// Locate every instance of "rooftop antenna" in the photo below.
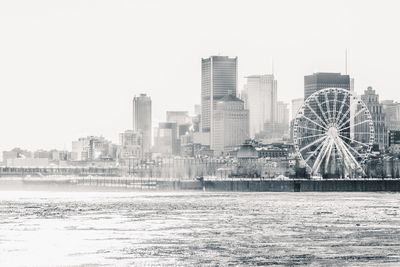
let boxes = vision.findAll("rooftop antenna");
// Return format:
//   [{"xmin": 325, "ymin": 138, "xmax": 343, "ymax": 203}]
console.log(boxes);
[{"xmin": 345, "ymin": 49, "xmax": 348, "ymax": 75}]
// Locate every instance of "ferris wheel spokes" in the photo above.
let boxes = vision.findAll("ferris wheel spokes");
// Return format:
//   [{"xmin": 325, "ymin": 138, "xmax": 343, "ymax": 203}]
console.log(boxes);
[
  {"xmin": 338, "ymin": 119, "xmax": 371, "ymax": 132},
  {"xmin": 335, "ymin": 99, "xmax": 358, "ymax": 127},
  {"xmin": 314, "ymin": 95, "xmax": 331, "ymax": 125},
  {"xmin": 311, "ymin": 138, "xmax": 331, "ymax": 173},
  {"xmin": 299, "ymin": 135, "xmax": 328, "ymax": 152},
  {"xmin": 338, "ymin": 133, "xmax": 372, "ymax": 147},
  {"xmin": 293, "ymin": 88, "xmax": 374, "ymax": 178},
  {"xmin": 304, "ymin": 139, "xmax": 327, "ymax": 163},
  {"xmin": 324, "ymin": 91, "xmax": 334, "ymax": 123},
  {"xmin": 301, "ymin": 114, "xmax": 329, "ymax": 131},
  {"xmin": 304, "ymin": 103, "xmax": 329, "ymax": 128},
  {"xmin": 296, "ymin": 125, "xmax": 327, "ymax": 133},
  {"xmin": 295, "ymin": 133, "xmax": 327, "ymax": 141}
]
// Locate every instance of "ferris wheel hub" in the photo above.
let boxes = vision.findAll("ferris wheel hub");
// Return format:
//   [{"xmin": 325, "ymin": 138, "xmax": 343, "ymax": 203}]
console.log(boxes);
[{"xmin": 327, "ymin": 127, "xmax": 338, "ymax": 139}]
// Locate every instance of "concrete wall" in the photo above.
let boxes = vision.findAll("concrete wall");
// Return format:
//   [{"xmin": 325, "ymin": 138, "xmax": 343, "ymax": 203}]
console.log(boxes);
[{"xmin": 204, "ymin": 180, "xmax": 400, "ymax": 192}]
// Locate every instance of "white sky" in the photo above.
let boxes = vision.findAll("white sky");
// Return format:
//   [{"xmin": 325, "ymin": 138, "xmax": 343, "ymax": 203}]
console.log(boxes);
[{"xmin": 0, "ymin": 0, "xmax": 399, "ymax": 153}]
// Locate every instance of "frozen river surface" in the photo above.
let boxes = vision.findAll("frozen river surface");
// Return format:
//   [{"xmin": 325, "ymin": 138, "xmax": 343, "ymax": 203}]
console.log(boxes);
[{"xmin": 1, "ymin": 191, "xmax": 400, "ymax": 266}]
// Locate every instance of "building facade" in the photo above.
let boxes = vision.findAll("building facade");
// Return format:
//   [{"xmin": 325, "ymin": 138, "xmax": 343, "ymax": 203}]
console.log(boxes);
[
  {"xmin": 154, "ymin": 122, "xmax": 179, "ymax": 155},
  {"xmin": 382, "ymin": 100, "xmax": 400, "ymax": 131},
  {"xmin": 133, "ymin": 94, "xmax": 152, "ymax": 154},
  {"xmin": 201, "ymin": 56, "xmax": 237, "ymax": 144},
  {"xmin": 118, "ymin": 130, "xmax": 143, "ymax": 160},
  {"xmin": 212, "ymin": 95, "xmax": 249, "ymax": 154},
  {"xmin": 242, "ymin": 74, "xmax": 277, "ymax": 137},
  {"xmin": 291, "ymin": 97, "xmax": 304, "ymax": 120},
  {"xmin": 360, "ymin": 87, "xmax": 387, "ymax": 150},
  {"xmin": 304, "ymin": 72, "xmax": 351, "ymax": 141},
  {"xmin": 71, "ymin": 136, "xmax": 115, "ymax": 161},
  {"xmin": 304, "ymin": 72, "xmax": 350, "ymax": 100}
]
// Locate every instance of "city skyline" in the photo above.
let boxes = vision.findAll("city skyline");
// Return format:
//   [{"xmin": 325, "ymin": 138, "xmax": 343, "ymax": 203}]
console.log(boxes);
[{"xmin": 1, "ymin": 0, "xmax": 400, "ymax": 154}]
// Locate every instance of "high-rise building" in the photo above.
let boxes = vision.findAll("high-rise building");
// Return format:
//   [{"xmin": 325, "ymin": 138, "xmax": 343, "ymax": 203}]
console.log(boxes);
[
  {"xmin": 263, "ymin": 102, "xmax": 289, "ymax": 140},
  {"xmin": 212, "ymin": 95, "xmax": 249, "ymax": 154},
  {"xmin": 304, "ymin": 72, "xmax": 350, "ymax": 100},
  {"xmin": 291, "ymin": 97, "xmax": 304, "ymax": 120},
  {"xmin": 153, "ymin": 122, "xmax": 179, "ymax": 155},
  {"xmin": 201, "ymin": 56, "xmax": 237, "ymax": 141},
  {"xmin": 276, "ymin": 101, "xmax": 289, "ymax": 129},
  {"xmin": 360, "ymin": 87, "xmax": 387, "ymax": 150},
  {"xmin": 133, "ymin": 94, "xmax": 152, "ymax": 154},
  {"xmin": 242, "ymin": 74, "xmax": 277, "ymax": 137},
  {"xmin": 304, "ymin": 72, "xmax": 351, "ymax": 140},
  {"xmin": 166, "ymin": 111, "xmax": 191, "ymax": 142},
  {"xmin": 382, "ymin": 100, "xmax": 400, "ymax": 131},
  {"xmin": 166, "ymin": 111, "xmax": 191, "ymax": 125}
]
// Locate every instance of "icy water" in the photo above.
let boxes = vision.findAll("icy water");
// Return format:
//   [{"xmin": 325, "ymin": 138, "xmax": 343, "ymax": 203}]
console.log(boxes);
[{"xmin": 0, "ymin": 191, "xmax": 400, "ymax": 266}]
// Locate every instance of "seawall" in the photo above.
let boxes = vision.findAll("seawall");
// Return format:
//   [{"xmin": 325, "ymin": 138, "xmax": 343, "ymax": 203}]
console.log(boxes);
[
  {"xmin": 2, "ymin": 178, "xmax": 400, "ymax": 192},
  {"xmin": 203, "ymin": 180, "xmax": 400, "ymax": 192}
]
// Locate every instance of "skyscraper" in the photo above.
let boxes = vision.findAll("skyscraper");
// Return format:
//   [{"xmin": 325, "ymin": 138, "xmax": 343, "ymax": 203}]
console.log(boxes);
[
  {"xmin": 304, "ymin": 72, "xmax": 351, "ymax": 138},
  {"xmin": 382, "ymin": 100, "xmax": 400, "ymax": 130},
  {"xmin": 291, "ymin": 97, "xmax": 304, "ymax": 120},
  {"xmin": 242, "ymin": 74, "xmax": 277, "ymax": 137},
  {"xmin": 276, "ymin": 101, "xmax": 289, "ymax": 129},
  {"xmin": 133, "ymin": 94, "xmax": 152, "ymax": 154},
  {"xmin": 212, "ymin": 95, "xmax": 249, "ymax": 154},
  {"xmin": 360, "ymin": 87, "xmax": 387, "ymax": 150},
  {"xmin": 153, "ymin": 122, "xmax": 179, "ymax": 155},
  {"xmin": 304, "ymin": 72, "xmax": 350, "ymax": 100},
  {"xmin": 201, "ymin": 56, "xmax": 237, "ymax": 140}
]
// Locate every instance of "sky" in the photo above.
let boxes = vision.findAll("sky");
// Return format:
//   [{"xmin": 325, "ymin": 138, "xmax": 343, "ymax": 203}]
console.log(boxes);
[{"xmin": 0, "ymin": 0, "xmax": 399, "ymax": 154}]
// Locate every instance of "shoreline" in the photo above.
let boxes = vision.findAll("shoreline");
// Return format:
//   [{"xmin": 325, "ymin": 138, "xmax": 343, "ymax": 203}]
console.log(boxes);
[{"xmin": 1, "ymin": 177, "xmax": 400, "ymax": 192}]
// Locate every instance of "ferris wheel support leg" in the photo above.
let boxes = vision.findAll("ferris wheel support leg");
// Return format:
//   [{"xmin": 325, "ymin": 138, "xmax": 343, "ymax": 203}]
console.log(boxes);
[
  {"xmin": 332, "ymin": 140, "xmax": 351, "ymax": 177},
  {"xmin": 311, "ymin": 139, "xmax": 331, "ymax": 177},
  {"xmin": 324, "ymin": 139, "xmax": 335, "ymax": 174}
]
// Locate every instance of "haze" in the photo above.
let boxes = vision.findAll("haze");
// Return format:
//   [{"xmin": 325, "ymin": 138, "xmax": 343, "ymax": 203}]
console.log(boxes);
[{"xmin": 0, "ymin": 0, "xmax": 399, "ymax": 155}]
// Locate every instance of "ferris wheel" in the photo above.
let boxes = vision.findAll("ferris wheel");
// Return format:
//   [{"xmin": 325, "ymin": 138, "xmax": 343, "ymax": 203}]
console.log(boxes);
[{"xmin": 293, "ymin": 88, "xmax": 374, "ymax": 178}]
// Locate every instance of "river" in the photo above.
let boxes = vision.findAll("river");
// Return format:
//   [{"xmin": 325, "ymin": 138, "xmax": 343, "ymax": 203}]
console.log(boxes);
[{"xmin": 0, "ymin": 191, "xmax": 400, "ymax": 266}]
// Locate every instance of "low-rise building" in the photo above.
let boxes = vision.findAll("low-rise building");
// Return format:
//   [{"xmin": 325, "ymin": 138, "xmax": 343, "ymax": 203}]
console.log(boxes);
[
  {"xmin": 71, "ymin": 136, "xmax": 116, "ymax": 161},
  {"xmin": 118, "ymin": 130, "xmax": 143, "ymax": 161}
]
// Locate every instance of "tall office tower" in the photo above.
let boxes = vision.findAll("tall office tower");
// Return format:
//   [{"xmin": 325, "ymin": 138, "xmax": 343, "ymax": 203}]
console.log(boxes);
[
  {"xmin": 382, "ymin": 100, "xmax": 400, "ymax": 130},
  {"xmin": 212, "ymin": 95, "xmax": 249, "ymax": 154},
  {"xmin": 304, "ymin": 72, "xmax": 350, "ymax": 100},
  {"xmin": 289, "ymin": 98, "xmax": 304, "ymax": 142},
  {"xmin": 166, "ymin": 111, "xmax": 191, "ymax": 125},
  {"xmin": 291, "ymin": 97, "xmax": 304, "ymax": 120},
  {"xmin": 359, "ymin": 87, "xmax": 387, "ymax": 150},
  {"xmin": 304, "ymin": 72, "xmax": 351, "ymax": 138},
  {"xmin": 166, "ymin": 111, "xmax": 191, "ymax": 139},
  {"xmin": 133, "ymin": 94, "xmax": 152, "ymax": 154},
  {"xmin": 201, "ymin": 56, "xmax": 237, "ymax": 144},
  {"xmin": 153, "ymin": 122, "xmax": 179, "ymax": 155},
  {"xmin": 242, "ymin": 74, "xmax": 277, "ymax": 137},
  {"xmin": 264, "ymin": 101, "xmax": 289, "ymax": 139},
  {"xmin": 276, "ymin": 101, "xmax": 289, "ymax": 127}
]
